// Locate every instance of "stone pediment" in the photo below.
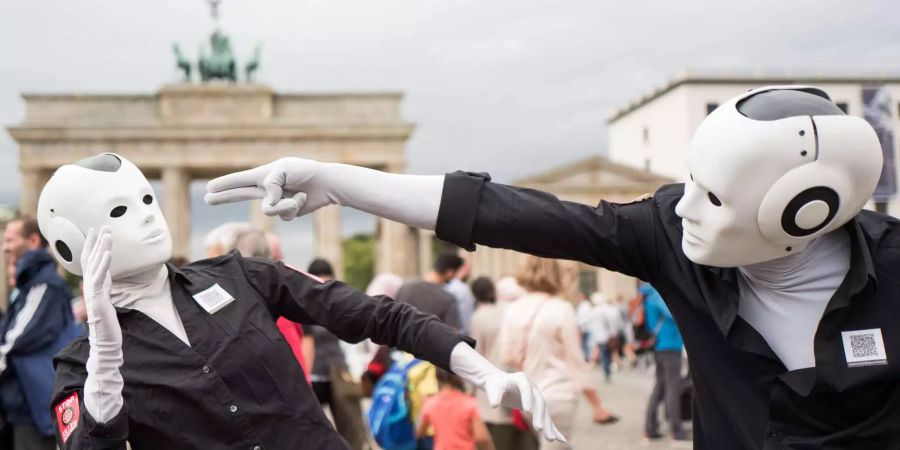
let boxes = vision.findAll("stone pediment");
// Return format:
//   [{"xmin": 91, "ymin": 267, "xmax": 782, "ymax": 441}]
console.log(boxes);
[{"xmin": 515, "ymin": 155, "xmax": 672, "ymax": 199}]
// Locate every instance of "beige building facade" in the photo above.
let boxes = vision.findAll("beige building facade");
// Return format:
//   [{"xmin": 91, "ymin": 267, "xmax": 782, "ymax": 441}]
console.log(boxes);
[
  {"xmin": 462, "ymin": 155, "xmax": 670, "ymax": 302},
  {"xmin": 6, "ymin": 83, "xmax": 423, "ymax": 280},
  {"xmin": 607, "ymin": 72, "xmax": 900, "ymax": 215}
]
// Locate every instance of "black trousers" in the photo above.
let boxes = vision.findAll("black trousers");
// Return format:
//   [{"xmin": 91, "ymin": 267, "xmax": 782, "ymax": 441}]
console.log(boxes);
[
  {"xmin": 11, "ymin": 424, "xmax": 56, "ymax": 450},
  {"xmin": 644, "ymin": 350, "xmax": 686, "ymax": 439}
]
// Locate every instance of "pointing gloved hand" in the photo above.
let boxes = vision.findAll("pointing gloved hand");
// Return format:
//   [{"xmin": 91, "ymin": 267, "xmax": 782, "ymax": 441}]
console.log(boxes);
[
  {"xmin": 81, "ymin": 227, "xmax": 125, "ymax": 423},
  {"xmin": 450, "ymin": 343, "xmax": 567, "ymax": 443},
  {"xmin": 204, "ymin": 158, "xmax": 445, "ymax": 230}
]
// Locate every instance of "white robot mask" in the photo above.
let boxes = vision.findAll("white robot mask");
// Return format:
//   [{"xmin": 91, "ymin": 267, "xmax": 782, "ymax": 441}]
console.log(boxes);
[
  {"xmin": 675, "ymin": 86, "xmax": 883, "ymax": 267},
  {"xmin": 37, "ymin": 153, "xmax": 172, "ymax": 278}
]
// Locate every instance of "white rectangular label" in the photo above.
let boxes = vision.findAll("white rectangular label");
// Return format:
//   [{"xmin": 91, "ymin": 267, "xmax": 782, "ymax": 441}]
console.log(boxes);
[
  {"xmin": 841, "ymin": 328, "xmax": 887, "ymax": 367},
  {"xmin": 192, "ymin": 284, "xmax": 235, "ymax": 315}
]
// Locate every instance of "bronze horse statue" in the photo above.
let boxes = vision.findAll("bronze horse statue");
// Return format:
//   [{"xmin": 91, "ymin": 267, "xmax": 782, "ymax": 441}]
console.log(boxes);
[
  {"xmin": 172, "ymin": 44, "xmax": 192, "ymax": 81},
  {"xmin": 198, "ymin": 30, "xmax": 237, "ymax": 82}
]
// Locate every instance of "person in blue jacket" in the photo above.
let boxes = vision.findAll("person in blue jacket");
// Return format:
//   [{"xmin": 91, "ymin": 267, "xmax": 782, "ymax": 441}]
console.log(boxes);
[
  {"xmin": 1, "ymin": 216, "xmax": 80, "ymax": 450},
  {"xmin": 640, "ymin": 283, "xmax": 686, "ymax": 442}
]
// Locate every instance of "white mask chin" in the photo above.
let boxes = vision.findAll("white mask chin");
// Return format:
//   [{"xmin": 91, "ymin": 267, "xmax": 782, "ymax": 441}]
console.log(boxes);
[
  {"xmin": 674, "ymin": 86, "xmax": 883, "ymax": 268},
  {"xmin": 37, "ymin": 153, "xmax": 172, "ymax": 279}
]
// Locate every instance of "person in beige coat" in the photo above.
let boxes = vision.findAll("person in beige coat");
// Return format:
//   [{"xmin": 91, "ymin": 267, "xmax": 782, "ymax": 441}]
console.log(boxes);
[
  {"xmin": 470, "ymin": 276, "xmax": 538, "ymax": 450},
  {"xmin": 496, "ymin": 257, "xmax": 617, "ymax": 450}
]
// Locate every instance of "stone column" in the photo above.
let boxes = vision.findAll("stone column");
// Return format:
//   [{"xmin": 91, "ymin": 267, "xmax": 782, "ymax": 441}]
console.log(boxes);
[
  {"xmin": 417, "ymin": 229, "xmax": 433, "ymax": 277},
  {"xmin": 374, "ymin": 164, "xmax": 418, "ymax": 278},
  {"xmin": 249, "ymin": 200, "xmax": 275, "ymax": 232},
  {"xmin": 314, "ymin": 206, "xmax": 344, "ymax": 280},
  {"xmin": 19, "ymin": 169, "xmax": 51, "ymax": 215},
  {"xmin": 376, "ymin": 218, "xmax": 417, "ymax": 278},
  {"xmin": 162, "ymin": 167, "xmax": 191, "ymax": 259}
]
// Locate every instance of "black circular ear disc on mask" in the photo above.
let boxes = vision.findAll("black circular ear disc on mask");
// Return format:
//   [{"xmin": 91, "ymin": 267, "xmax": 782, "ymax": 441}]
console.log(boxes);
[
  {"xmin": 55, "ymin": 240, "xmax": 73, "ymax": 263},
  {"xmin": 781, "ymin": 186, "xmax": 840, "ymax": 237}
]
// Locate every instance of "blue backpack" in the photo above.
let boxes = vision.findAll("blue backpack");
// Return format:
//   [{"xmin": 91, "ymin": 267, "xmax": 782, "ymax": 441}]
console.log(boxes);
[{"xmin": 367, "ymin": 359, "xmax": 422, "ymax": 450}]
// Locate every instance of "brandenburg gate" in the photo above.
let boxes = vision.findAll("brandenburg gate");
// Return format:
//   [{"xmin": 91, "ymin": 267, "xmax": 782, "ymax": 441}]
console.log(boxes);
[{"xmin": 6, "ymin": 84, "xmax": 422, "ymax": 277}]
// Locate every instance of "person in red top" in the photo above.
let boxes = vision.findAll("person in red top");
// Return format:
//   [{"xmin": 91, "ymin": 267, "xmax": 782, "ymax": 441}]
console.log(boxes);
[{"xmin": 418, "ymin": 368, "xmax": 495, "ymax": 450}]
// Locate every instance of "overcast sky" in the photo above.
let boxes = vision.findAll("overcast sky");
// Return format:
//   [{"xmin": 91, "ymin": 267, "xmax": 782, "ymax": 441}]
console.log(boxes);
[{"xmin": 0, "ymin": 0, "xmax": 896, "ymax": 265}]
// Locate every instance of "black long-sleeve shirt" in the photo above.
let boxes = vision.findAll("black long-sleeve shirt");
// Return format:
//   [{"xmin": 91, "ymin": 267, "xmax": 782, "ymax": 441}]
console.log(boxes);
[
  {"xmin": 436, "ymin": 171, "xmax": 900, "ymax": 450},
  {"xmin": 52, "ymin": 252, "xmax": 472, "ymax": 450}
]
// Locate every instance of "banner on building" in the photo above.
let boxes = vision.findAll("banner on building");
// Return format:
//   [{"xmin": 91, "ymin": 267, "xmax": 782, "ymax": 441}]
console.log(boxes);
[{"xmin": 862, "ymin": 86, "xmax": 897, "ymax": 202}]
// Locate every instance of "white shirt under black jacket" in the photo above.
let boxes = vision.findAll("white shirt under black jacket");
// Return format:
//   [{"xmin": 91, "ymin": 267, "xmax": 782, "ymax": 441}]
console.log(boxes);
[{"xmin": 737, "ymin": 229, "xmax": 850, "ymax": 371}]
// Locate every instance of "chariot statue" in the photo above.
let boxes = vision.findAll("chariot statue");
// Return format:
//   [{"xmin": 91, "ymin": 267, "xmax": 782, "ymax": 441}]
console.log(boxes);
[
  {"xmin": 171, "ymin": 0, "xmax": 261, "ymax": 84},
  {"xmin": 198, "ymin": 30, "xmax": 237, "ymax": 82}
]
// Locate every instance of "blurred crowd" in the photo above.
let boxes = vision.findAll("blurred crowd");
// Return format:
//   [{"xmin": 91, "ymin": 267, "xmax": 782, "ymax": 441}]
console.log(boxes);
[{"xmin": 0, "ymin": 215, "xmax": 689, "ymax": 450}]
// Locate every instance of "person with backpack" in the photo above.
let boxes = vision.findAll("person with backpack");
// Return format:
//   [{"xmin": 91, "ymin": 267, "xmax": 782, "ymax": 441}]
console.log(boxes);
[
  {"xmin": 418, "ymin": 368, "xmax": 494, "ymax": 450},
  {"xmin": 586, "ymin": 292, "xmax": 625, "ymax": 382},
  {"xmin": 367, "ymin": 356, "xmax": 423, "ymax": 450},
  {"xmin": 641, "ymin": 283, "xmax": 688, "ymax": 443}
]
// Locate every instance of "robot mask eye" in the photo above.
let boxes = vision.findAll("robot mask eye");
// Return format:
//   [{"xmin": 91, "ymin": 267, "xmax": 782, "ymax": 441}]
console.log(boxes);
[
  {"xmin": 110, "ymin": 206, "xmax": 127, "ymax": 218},
  {"xmin": 55, "ymin": 241, "xmax": 73, "ymax": 262}
]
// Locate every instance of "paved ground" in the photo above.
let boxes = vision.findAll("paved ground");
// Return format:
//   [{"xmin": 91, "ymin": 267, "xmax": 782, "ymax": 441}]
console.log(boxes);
[{"xmin": 566, "ymin": 366, "xmax": 691, "ymax": 449}]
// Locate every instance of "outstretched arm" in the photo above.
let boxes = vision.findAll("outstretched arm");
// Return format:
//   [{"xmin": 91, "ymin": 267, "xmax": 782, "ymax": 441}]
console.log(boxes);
[
  {"xmin": 205, "ymin": 159, "xmax": 443, "ymax": 228},
  {"xmin": 241, "ymin": 257, "xmax": 565, "ymax": 442},
  {"xmin": 206, "ymin": 159, "xmax": 661, "ymax": 280}
]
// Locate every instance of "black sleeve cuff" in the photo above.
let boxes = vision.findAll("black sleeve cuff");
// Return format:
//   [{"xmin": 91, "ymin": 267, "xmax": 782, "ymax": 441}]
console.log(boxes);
[
  {"xmin": 431, "ymin": 333, "xmax": 477, "ymax": 372},
  {"xmin": 435, "ymin": 171, "xmax": 491, "ymax": 251},
  {"xmin": 82, "ymin": 404, "xmax": 129, "ymax": 447}
]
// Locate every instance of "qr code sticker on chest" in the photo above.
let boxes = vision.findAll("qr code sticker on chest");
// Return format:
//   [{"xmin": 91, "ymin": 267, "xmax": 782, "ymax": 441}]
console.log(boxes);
[
  {"xmin": 850, "ymin": 334, "xmax": 878, "ymax": 358},
  {"xmin": 841, "ymin": 329, "xmax": 887, "ymax": 367},
  {"xmin": 192, "ymin": 284, "xmax": 235, "ymax": 314}
]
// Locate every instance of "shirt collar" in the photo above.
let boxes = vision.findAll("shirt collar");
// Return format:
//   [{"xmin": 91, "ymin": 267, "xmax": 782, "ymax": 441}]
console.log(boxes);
[
  {"xmin": 166, "ymin": 262, "xmax": 193, "ymax": 285},
  {"xmin": 823, "ymin": 217, "xmax": 877, "ymax": 314}
]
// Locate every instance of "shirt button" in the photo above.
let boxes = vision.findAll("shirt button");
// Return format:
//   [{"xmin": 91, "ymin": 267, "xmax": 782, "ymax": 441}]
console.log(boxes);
[
  {"xmin": 229, "ymin": 404, "xmax": 238, "ymax": 413},
  {"xmin": 769, "ymin": 429, "xmax": 781, "ymax": 438},
  {"xmin": 202, "ymin": 365, "xmax": 210, "ymax": 374},
  {"xmin": 252, "ymin": 446, "xmax": 261, "ymax": 450}
]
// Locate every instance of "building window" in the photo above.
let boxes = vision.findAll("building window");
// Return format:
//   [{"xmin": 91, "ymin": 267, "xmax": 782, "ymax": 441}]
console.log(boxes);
[
  {"xmin": 706, "ymin": 103, "xmax": 719, "ymax": 115},
  {"xmin": 642, "ymin": 127, "xmax": 649, "ymax": 144},
  {"xmin": 836, "ymin": 102, "xmax": 848, "ymax": 114}
]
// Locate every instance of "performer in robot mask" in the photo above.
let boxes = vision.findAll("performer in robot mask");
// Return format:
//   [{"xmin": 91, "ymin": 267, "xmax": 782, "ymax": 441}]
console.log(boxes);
[
  {"xmin": 207, "ymin": 86, "xmax": 900, "ymax": 449},
  {"xmin": 40, "ymin": 154, "xmax": 566, "ymax": 449}
]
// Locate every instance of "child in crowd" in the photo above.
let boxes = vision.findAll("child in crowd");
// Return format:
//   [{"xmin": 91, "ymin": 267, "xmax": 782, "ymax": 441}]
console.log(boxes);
[{"xmin": 418, "ymin": 369, "xmax": 495, "ymax": 450}]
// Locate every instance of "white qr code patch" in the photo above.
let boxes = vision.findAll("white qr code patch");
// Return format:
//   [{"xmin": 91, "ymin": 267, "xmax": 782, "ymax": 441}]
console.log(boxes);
[
  {"xmin": 841, "ymin": 328, "xmax": 887, "ymax": 367},
  {"xmin": 192, "ymin": 284, "xmax": 235, "ymax": 314}
]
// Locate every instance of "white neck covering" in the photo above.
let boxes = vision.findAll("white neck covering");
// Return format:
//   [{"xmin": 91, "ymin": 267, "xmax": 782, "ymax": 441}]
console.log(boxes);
[
  {"xmin": 111, "ymin": 265, "xmax": 190, "ymax": 346},
  {"xmin": 737, "ymin": 229, "xmax": 850, "ymax": 370}
]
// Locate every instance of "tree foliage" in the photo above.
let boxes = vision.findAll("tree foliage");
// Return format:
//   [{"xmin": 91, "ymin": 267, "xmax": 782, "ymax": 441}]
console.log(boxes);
[{"xmin": 343, "ymin": 233, "xmax": 375, "ymax": 291}]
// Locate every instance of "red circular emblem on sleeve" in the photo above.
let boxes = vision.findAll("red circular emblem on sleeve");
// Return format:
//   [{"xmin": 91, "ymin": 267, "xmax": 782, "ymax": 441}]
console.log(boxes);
[{"xmin": 62, "ymin": 407, "xmax": 74, "ymax": 425}]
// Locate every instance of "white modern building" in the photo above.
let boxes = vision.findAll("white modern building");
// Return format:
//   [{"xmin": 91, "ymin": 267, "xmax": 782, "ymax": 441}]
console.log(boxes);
[{"xmin": 607, "ymin": 72, "xmax": 900, "ymax": 214}]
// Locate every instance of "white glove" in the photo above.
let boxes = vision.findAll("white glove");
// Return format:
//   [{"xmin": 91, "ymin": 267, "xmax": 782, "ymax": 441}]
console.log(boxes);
[
  {"xmin": 449, "ymin": 343, "xmax": 567, "ymax": 443},
  {"xmin": 81, "ymin": 227, "xmax": 125, "ymax": 423},
  {"xmin": 204, "ymin": 158, "xmax": 444, "ymax": 229}
]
